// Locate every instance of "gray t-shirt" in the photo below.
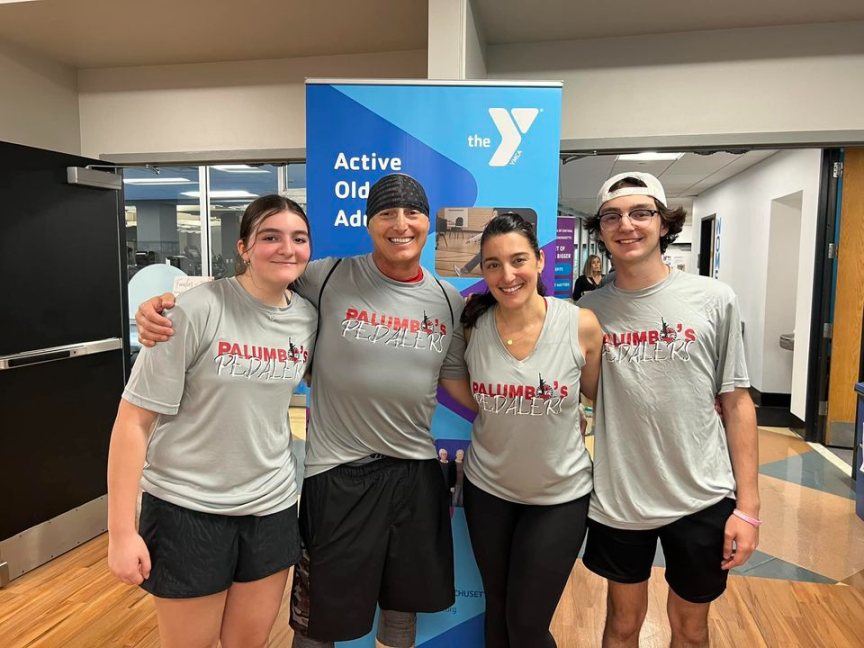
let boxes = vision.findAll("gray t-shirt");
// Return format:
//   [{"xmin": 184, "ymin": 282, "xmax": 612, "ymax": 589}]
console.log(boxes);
[
  {"xmin": 464, "ymin": 297, "xmax": 593, "ymax": 505},
  {"xmin": 578, "ymin": 270, "xmax": 749, "ymax": 529},
  {"xmin": 294, "ymin": 254, "xmax": 467, "ymax": 477},
  {"xmin": 124, "ymin": 277, "xmax": 317, "ymax": 516}
]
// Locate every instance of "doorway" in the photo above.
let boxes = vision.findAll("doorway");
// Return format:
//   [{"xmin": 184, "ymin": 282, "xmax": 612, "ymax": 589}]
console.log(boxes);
[
  {"xmin": 763, "ymin": 192, "xmax": 803, "ymax": 401},
  {"xmin": 698, "ymin": 215, "xmax": 716, "ymax": 277},
  {"xmin": 825, "ymin": 148, "xmax": 864, "ymax": 447}
]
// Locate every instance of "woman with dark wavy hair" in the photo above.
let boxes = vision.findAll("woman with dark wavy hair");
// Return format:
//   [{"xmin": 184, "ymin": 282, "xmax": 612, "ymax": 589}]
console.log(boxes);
[{"xmin": 460, "ymin": 212, "xmax": 603, "ymax": 648}]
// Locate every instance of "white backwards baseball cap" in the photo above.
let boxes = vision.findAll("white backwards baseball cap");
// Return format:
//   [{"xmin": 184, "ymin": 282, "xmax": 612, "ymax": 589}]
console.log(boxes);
[{"xmin": 596, "ymin": 171, "xmax": 667, "ymax": 212}]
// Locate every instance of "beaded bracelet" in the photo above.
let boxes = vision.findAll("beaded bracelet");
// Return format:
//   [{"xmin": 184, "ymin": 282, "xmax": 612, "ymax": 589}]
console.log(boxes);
[{"xmin": 732, "ymin": 509, "xmax": 763, "ymax": 528}]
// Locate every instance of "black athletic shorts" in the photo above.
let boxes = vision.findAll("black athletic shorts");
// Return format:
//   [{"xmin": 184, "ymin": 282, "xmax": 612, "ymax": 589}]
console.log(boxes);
[
  {"xmin": 583, "ymin": 497, "xmax": 736, "ymax": 603},
  {"xmin": 290, "ymin": 457, "xmax": 454, "ymax": 642},
  {"xmin": 139, "ymin": 492, "xmax": 300, "ymax": 599}
]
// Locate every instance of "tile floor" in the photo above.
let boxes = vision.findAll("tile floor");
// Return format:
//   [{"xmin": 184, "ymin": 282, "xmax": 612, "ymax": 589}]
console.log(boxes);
[{"xmin": 291, "ymin": 410, "xmax": 864, "ymax": 589}]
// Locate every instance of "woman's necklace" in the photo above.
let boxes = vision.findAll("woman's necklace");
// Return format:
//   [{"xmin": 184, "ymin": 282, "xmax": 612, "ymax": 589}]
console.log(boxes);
[
  {"xmin": 504, "ymin": 330, "xmax": 520, "ymax": 346},
  {"xmin": 497, "ymin": 311, "xmax": 520, "ymax": 346},
  {"xmin": 497, "ymin": 300, "xmax": 546, "ymax": 346}
]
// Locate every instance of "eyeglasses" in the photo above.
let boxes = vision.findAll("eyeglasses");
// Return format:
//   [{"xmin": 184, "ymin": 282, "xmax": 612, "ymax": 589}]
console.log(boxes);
[{"xmin": 598, "ymin": 209, "xmax": 659, "ymax": 230}]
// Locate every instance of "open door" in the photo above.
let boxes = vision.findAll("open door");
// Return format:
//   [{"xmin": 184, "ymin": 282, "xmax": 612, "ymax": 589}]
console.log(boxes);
[{"xmin": 825, "ymin": 148, "xmax": 864, "ymax": 446}]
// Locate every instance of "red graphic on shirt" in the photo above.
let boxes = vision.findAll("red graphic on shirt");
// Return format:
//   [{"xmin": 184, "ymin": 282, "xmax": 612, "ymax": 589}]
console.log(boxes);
[
  {"xmin": 340, "ymin": 306, "xmax": 448, "ymax": 353},
  {"xmin": 603, "ymin": 317, "xmax": 697, "ymax": 363},
  {"xmin": 472, "ymin": 374, "xmax": 569, "ymax": 416},
  {"xmin": 217, "ymin": 339, "xmax": 309, "ymax": 363},
  {"xmin": 343, "ymin": 308, "xmax": 447, "ymax": 335},
  {"xmin": 537, "ymin": 373, "xmax": 555, "ymax": 401},
  {"xmin": 659, "ymin": 317, "xmax": 677, "ymax": 343},
  {"xmin": 214, "ymin": 338, "xmax": 309, "ymax": 380}
]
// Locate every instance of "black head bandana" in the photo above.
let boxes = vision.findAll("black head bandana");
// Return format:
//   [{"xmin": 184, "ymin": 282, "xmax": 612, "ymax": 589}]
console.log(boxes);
[{"xmin": 366, "ymin": 173, "xmax": 430, "ymax": 221}]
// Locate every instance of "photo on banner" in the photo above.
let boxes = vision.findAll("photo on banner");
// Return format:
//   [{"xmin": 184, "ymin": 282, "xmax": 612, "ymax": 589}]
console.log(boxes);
[
  {"xmin": 306, "ymin": 79, "xmax": 562, "ymax": 647},
  {"xmin": 436, "ymin": 207, "xmax": 537, "ymax": 278}
]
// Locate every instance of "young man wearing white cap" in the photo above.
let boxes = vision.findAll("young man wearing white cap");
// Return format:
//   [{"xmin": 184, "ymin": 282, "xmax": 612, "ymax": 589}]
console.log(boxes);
[{"xmin": 577, "ymin": 172, "xmax": 760, "ymax": 648}]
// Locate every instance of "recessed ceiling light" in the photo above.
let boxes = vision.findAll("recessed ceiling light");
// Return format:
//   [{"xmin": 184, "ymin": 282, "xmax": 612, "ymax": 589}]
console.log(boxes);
[
  {"xmin": 181, "ymin": 190, "xmax": 258, "ymax": 199},
  {"xmin": 123, "ymin": 177, "xmax": 194, "ymax": 185},
  {"xmin": 212, "ymin": 165, "xmax": 269, "ymax": 173},
  {"xmin": 618, "ymin": 152, "xmax": 685, "ymax": 162}
]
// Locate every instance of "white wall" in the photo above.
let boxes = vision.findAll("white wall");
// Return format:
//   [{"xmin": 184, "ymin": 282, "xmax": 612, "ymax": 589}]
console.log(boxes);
[
  {"xmin": 485, "ymin": 22, "xmax": 864, "ymax": 143},
  {"xmin": 78, "ymin": 50, "xmax": 426, "ymax": 159},
  {"xmin": 428, "ymin": 0, "xmax": 464, "ymax": 79},
  {"xmin": 692, "ymin": 149, "xmax": 822, "ymax": 419},
  {"xmin": 76, "ymin": 21, "xmax": 864, "ymax": 158},
  {"xmin": 9, "ymin": 18, "xmax": 864, "ymax": 158},
  {"xmin": 427, "ymin": 0, "xmax": 487, "ymax": 79},
  {"xmin": 0, "ymin": 38, "xmax": 80, "ymax": 155},
  {"xmin": 763, "ymin": 193, "xmax": 802, "ymax": 393},
  {"xmin": 465, "ymin": 0, "xmax": 487, "ymax": 79}
]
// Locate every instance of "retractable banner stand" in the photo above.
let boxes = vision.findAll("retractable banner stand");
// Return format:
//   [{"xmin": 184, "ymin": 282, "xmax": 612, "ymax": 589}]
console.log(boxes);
[{"xmin": 306, "ymin": 79, "xmax": 563, "ymax": 647}]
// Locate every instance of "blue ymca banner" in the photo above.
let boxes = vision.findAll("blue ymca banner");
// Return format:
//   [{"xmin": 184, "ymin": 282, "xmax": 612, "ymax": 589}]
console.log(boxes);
[{"xmin": 305, "ymin": 79, "xmax": 562, "ymax": 647}]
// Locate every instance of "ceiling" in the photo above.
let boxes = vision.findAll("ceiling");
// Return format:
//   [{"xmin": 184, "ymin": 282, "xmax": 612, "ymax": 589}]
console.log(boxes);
[
  {"xmin": 3, "ymin": 0, "xmax": 864, "ymax": 69},
  {"xmin": 472, "ymin": 0, "xmax": 864, "ymax": 44},
  {"xmin": 0, "ymin": 0, "xmax": 428, "ymax": 68},
  {"xmin": 559, "ymin": 150, "xmax": 778, "ymax": 215},
  {"xmin": 0, "ymin": 2, "xmax": 833, "ymax": 208}
]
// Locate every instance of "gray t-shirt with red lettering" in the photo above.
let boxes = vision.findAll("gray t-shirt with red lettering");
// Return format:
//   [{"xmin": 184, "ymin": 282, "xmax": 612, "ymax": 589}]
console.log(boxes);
[
  {"xmin": 123, "ymin": 277, "xmax": 316, "ymax": 516},
  {"xmin": 578, "ymin": 270, "xmax": 749, "ymax": 529},
  {"xmin": 464, "ymin": 297, "xmax": 593, "ymax": 505},
  {"xmin": 294, "ymin": 254, "xmax": 467, "ymax": 477}
]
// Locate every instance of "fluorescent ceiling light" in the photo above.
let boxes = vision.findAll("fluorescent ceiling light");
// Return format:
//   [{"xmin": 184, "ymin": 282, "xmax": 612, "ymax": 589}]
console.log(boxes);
[
  {"xmin": 124, "ymin": 177, "xmax": 194, "ymax": 185},
  {"xmin": 212, "ymin": 165, "xmax": 269, "ymax": 173},
  {"xmin": 182, "ymin": 190, "xmax": 258, "ymax": 199},
  {"xmin": 618, "ymin": 152, "xmax": 685, "ymax": 162}
]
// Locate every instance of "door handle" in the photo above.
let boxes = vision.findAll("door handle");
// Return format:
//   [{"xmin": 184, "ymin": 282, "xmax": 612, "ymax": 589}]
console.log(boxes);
[{"xmin": 0, "ymin": 338, "xmax": 123, "ymax": 370}]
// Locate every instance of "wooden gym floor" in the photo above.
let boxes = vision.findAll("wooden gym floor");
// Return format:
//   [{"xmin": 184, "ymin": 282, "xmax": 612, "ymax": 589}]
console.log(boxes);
[{"xmin": 2, "ymin": 423, "xmax": 864, "ymax": 647}]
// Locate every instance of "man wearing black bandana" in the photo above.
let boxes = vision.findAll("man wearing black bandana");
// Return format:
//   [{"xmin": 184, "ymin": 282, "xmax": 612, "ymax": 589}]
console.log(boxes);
[{"xmin": 136, "ymin": 173, "xmax": 475, "ymax": 648}]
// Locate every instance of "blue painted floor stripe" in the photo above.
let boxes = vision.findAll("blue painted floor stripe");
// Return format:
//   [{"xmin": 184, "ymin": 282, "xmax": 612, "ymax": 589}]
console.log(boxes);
[{"xmin": 760, "ymin": 451, "xmax": 856, "ymax": 500}]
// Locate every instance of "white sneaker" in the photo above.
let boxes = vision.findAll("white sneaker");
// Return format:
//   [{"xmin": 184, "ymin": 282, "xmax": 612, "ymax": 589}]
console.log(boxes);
[{"xmin": 454, "ymin": 265, "xmax": 463, "ymax": 277}]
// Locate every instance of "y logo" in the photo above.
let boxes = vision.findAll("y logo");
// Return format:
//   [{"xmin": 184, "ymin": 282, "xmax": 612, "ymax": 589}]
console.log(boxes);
[{"xmin": 488, "ymin": 108, "xmax": 540, "ymax": 166}]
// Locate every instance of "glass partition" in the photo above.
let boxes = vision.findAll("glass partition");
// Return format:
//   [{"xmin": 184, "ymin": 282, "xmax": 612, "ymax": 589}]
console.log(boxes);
[
  {"xmin": 123, "ymin": 161, "xmax": 308, "ymax": 281},
  {"xmin": 208, "ymin": 164, "xmax": 280, "ymax": 279},
  {"xmin": 123, "ymin": 166, "xmax": 202, "ymax": 279}
]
